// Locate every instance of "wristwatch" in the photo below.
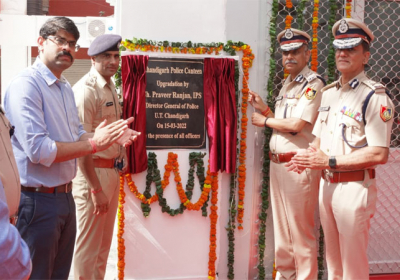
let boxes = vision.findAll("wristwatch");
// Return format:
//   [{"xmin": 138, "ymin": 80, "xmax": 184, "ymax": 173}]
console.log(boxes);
[{"xmin": 329, "ymin": 156, "xmax": 337, "ymax": 169}]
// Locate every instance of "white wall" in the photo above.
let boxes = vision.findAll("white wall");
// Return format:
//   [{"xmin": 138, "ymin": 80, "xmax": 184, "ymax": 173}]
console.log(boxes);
[
  {"xmin": 118, "ymin": 0, "xmax": 272, "ymax": 279},
  {"xmin": 0, "ymin": 0, "xmax": 27, "ymax": 15},
  {"xmin": 118, "ymin": 0, "xmax": 226, "ymax": 43}
]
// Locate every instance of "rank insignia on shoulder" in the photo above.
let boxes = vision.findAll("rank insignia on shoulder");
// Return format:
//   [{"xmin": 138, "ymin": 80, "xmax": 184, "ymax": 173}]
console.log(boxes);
[
  {"xmin": 306, "ymin": 73, "xmax": 317, "ymax": 82},
  {"xmin": 304, "ymin": 87, "xmax": 317, "ymax": 100},
  {"xmin": 106, "ymin": 102, "xmax": 114, "ymax": 107},
  {"xmin": 85, "ymin": 77, "xmax": 96, "ymax": 87},
  {"xmin": 294, "ymin": 74, "xmax": 304, "ymax": 82},
  {"xmin": 380, "ymin": 105, "xmax": 393, "ymax": 122},
  {"xmin": 349, "ymin": 78, "xmax": 359, "ymax": 89}
]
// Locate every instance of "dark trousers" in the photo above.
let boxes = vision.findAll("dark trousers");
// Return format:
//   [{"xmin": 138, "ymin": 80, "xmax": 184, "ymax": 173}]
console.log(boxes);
[{"xmin": 16, "ymin": 190, "xmax": 76, "ymax": 280}]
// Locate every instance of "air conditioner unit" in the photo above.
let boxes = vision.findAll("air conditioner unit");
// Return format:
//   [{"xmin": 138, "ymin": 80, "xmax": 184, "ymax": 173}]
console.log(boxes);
[{"xmin": 86, "ymin": 17, "xmax": 116, "ymax": 41}]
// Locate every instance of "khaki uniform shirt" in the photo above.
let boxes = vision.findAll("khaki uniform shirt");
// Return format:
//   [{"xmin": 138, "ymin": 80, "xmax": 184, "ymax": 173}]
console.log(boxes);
[
  {"xmin": 269, "ymin": 66, "xmax": 325, "ymax": 153},
  {"xmin": 73, "ymin": 68, "xmax": 122, "ymax": 160},
  {"xmin": 0, "ymin": 107, "xmax": 20, "ymax": 217},
  {"xmin": 313, "ymin": 71, "xmax": 394, "ymax": 156}
]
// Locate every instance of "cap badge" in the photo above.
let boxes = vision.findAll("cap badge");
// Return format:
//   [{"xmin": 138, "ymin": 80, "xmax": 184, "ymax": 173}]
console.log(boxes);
[
  {"xmin": 338, "ymin": 20, "xmax": 349, "ymax": 34},
  {"xmin": 284, "ymin": 29, "xmax": 294, "ymax": 39},
  {"xmin": 380, "ymin": 105, "xmax": 393, "ymax": 122}
]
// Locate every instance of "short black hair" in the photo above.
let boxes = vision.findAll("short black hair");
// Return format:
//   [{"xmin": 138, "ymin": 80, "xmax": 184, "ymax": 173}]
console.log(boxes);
[{"xmin": 39, "ymin": 17, "xmax": 80, "ymax": 41}]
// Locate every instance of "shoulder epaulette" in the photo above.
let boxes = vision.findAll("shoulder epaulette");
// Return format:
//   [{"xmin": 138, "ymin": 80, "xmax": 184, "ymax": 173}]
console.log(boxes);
[
  {"xmin": 85, "ymin": 75, "xmax": 97, "ymax": 87},
  {"xmin": 362, "ymin": 79, "xmax": 385, "ymax": 92},
  {"xmin": 361, "ymin": 80, "xmax": 392, "ymax": 125},
  {"xmin": 320, "ymin": 81, "xmax": 338, "ymax": 93},
  {"xmin": 306, "ymin": 73, "xmax": 317, "ymax": 82},
  {"xmin": 306, "ymin": 72, "xmax": 327, "ymax": 86}
]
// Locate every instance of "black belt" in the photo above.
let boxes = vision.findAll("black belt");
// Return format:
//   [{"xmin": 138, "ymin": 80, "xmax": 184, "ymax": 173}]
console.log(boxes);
[{"xmin": 21, "ymin": 181, "xmax": 72, "ymax": 193}]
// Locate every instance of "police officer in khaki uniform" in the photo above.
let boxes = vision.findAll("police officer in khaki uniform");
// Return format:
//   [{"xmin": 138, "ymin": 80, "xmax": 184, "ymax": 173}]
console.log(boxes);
[
  {"xmin": 72, "ymin": 34, "xmax": 137, "ymax": 280},
  {"xmin": 0, "ymin": 107, "xmax": 31, "ymax": 279},
  {"xmin": 249, "ymin": 28, "xmax": 326, "ymax": 280},
  {"xmin": 0, "ymin": 108, "xmax": 20, "ymax": 224},
  {"xmin": 289, "ymin": 19, "xmax": 395, "ymax": 279}
]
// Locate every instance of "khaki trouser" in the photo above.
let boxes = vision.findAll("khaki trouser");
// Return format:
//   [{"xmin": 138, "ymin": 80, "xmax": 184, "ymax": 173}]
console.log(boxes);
[
  {"xmin": 319, "ymin": 175, "xmax": 377, "ymax": 280},
  {"xmin": 72, "ymin": 166, "xmax": 120, "ymax": 280},
  {"xmin": 270, "ymin": 161, "xmax": 320, "ymax": 280}
]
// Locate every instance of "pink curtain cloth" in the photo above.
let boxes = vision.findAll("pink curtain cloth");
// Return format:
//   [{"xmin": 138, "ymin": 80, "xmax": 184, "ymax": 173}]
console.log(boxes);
[
  {"xmin": 203, "ymin": 58, "xmax": 237, "ymax": 173},
  {"xmin": 121, "ymin": 55, "xmax": 148, "ymax": 174}
]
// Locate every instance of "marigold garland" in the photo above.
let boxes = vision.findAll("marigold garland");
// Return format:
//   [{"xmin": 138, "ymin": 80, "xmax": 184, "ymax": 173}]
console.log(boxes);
[
  {"xmin": 227, "ymin": 61, "xmax": 240, "ymax": 279},
  {"xmin": 171, "ymin": 152, "xmax": 211, "ymax": 213},
  {"xmin": 311, "ymin": 0, "xmax": 320, "ymax": 72},
  {"xmin": 272, "ymin": 260, "xmax": 277, "ymax": 279},
  {"xmin": 125, "ymin": 153, "xmax": 163, "ymax": 217},
  {"xmin": 284, "ymin": 1, "xmax": 293, "ymax": 78},
  {"xmin": 257, "ymin": 0, "xmax": 278, "ymax": 278},
  {"xmin": 236, "ymin": 44, "xmax": 254, "ymax": 230},
  {"xmin": 208, "ymin": 171, "xmax": 219, "ymax": 280},
  {"xmin": 117, "ymin": 175, "xmax": 126, "ymax": 280},
  {"xmin": 121, "ymin": 39, "xmax": 224, "ymax": 55},
  {"xmin": 226, "ymin": 174, "xmax": 237, "ymax": 279},
  {"xmin": 327, "ymin": 0, "xmax": 338, "ymax": 84},
  {"xmin": 297, "ymin": 0, "xmax": 308, "ymax": 30},
  {"xmin": 154, "ymin": 152, "xmax": 186, "ymax": 216},
  {"xmin": 345, "ymin": 0, "xmax": 352, "ymax": 18}
]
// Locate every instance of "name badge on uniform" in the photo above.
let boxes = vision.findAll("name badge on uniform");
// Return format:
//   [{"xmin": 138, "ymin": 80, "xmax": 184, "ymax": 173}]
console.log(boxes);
[
  {"xmin": 304, "ymin": 87, "xmax": 317, "ymax": 100},
  {"xmin": 318, "ymin": 106, "xmax": 330, "ymax": 112},
  {"xmin": 275, "ymin": 96, "xmax": 283, "ymax": 101},
  {"xmin": 106, "ymin": 102, "xmax": 114, "ymax": 107}
]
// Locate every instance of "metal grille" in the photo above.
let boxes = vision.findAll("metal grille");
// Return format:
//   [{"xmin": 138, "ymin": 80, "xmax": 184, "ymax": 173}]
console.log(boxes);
[
  {"xmin": 362, "ymin": 0, "xmax": 400, "ymax": 274},
  {"xmin": 262, "ymin": 0, "xmax": 400, "ymax": 277}
]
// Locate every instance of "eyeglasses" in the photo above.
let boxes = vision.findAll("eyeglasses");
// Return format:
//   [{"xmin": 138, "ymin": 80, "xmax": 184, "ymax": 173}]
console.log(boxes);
[{"xmin": 47, "ymin": 36, "xmax": 80, "ymax": 52}]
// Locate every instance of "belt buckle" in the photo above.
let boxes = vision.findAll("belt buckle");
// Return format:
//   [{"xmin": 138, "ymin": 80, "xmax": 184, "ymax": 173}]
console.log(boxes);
[
  {"xmin": 10, "ymin": 215, "xmax": 18, "ymax": 225},
  {"xmin": 324, "ymin": 169, "xmax": 334, "ymax": 183},
  {"xmin": 272, "ymin": 153, "xmax": 280, "ymax": 164},
  {"xmin": 65, "ymin": 182, "xmax": 71, "ymax": 193}
]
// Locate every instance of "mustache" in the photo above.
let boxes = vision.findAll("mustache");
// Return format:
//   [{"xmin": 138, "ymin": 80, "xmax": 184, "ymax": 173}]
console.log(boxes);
[
  {"xmin": 56, "ymin": 51, "xmax": 73, "ymax": 61},
  {"xmin": 285, "ymin": 60, "xmax": 298, "ymax": 65}
]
